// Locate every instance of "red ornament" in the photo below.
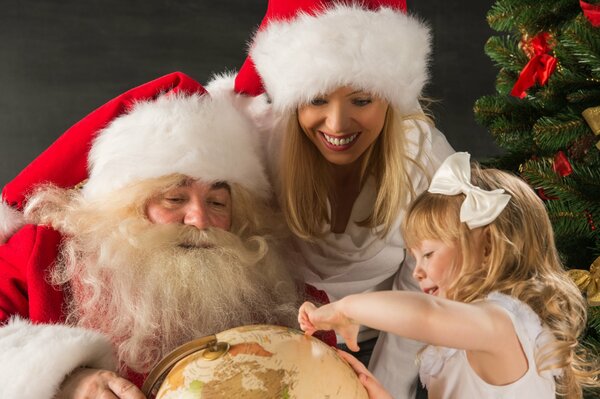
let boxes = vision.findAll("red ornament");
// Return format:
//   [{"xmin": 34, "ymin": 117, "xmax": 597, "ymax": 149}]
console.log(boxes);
[
  {"xmin": 581, "ymin": 1, "xmax": 600, "ymax": 27},
  {"xmin": 553, "ymin": 151, "xmax": 574, "ymax": 177},
  {"xmin": 511, "ymin": 32, "xmax": 557, "ymax": 99},
  {"xmin": 537, "ymin": 188, "xmax": 558, "ymax": 200}
]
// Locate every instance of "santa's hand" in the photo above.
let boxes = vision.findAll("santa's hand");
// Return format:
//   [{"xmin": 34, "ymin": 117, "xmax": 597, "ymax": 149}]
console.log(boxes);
[
  {"xmin": 298, "ymin": 300, "xmax": 360, "ymax": 351},
  {"xmin": 55, "ymin": 368, "xmax": 146, "ymax": 399},
  {"xmin": 337, "ymin": 350, "xmax": 393, "ymax": 399}
]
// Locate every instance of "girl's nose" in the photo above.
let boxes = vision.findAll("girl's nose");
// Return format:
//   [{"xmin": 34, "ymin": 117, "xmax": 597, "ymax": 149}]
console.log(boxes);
[{"xmin": 412, "ymin": 263, "xmax": 426, "ymax": 282}]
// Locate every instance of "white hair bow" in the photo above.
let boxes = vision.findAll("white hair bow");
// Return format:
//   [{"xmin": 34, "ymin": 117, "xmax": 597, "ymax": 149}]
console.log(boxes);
[{"xmin": 428, "ymin": 152, "xmax": 511, "ymax": 229}]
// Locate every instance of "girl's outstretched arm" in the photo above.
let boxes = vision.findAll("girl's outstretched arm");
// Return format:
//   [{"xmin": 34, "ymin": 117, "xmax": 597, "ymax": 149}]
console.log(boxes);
[{"xmin": 299, "ymin": 291, "xmax": 518, "ymax": 354}]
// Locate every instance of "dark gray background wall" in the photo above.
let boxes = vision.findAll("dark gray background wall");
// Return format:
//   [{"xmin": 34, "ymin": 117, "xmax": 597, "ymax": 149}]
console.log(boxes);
[{"xmin": 0, "ymin": 0, "xmax": 498, "ymax": 188}]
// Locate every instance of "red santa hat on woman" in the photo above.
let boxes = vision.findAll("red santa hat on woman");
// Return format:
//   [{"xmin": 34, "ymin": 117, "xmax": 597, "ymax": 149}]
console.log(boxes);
[
  {"xmin": 0, "ymin": 72, "xmax": 270, "ymax": 243},
  {"xmin": 233, "ymin": 0, "xmax": 430, "ymax": 115}
]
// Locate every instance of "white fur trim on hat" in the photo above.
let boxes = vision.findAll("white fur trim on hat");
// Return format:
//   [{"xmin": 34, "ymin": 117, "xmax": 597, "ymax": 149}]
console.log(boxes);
[
  {"xmin": 82, "ymin": 93, "xmax": 271, "ymax": 200},
  {"xmin": 0, "ymin": 317, "xmax": 116, "ymax": 399},
  {"xmin": 206, "ymin": 72, "xmax": 281, "ymax": 135},
  {"xmin": 251, "ymin": 4, "xmax": 431, "ymax": 114},
  {"xmin": 0, "ymin": 201, "xmax": 25, "ymax": 244}
]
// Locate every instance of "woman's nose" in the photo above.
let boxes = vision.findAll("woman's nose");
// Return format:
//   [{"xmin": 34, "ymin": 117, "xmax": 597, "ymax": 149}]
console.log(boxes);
[
  {"xmin": 183, "ymin": 202, "xmax": 211, "ymax": 230},
  {"xmin": 325, "ymin": 104, "xmax": 350, "ymax": 133}
]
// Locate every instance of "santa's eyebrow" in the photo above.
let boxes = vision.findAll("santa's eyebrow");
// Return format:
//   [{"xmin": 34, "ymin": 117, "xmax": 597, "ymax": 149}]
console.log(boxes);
[{"xmin": 211, "ymin": 181, "xmax": 231, "ymax": 192}]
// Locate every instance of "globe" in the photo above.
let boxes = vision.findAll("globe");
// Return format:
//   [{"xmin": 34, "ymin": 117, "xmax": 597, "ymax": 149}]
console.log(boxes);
[{"xmin": 143, "ymin": 324, "xmax": 369, "ymax": 398}]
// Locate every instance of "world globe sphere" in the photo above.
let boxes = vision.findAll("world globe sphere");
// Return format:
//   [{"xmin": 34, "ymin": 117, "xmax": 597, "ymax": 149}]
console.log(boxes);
[{"xmin": 142, "ymin": 324, "xmax": 369, "ymax": 398}]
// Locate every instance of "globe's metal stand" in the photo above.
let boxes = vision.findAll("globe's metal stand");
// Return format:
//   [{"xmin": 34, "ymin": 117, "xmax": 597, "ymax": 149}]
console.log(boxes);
[{"xmin": 141, "ymin": 335, "xmax": 230, "ymax": 398}]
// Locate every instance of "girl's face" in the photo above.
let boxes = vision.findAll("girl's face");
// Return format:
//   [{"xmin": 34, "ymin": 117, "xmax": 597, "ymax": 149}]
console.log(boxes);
[
  {"xmin": 145, "ymin": 179, "xmax": 232, "ymax": 231},
  {"xmin": 297, "ymin": 86, "xmax": 389, "ymax": 166},
  {"xmin": 411, "ymin": 239, "xmax": 461, "ymax": 298}
]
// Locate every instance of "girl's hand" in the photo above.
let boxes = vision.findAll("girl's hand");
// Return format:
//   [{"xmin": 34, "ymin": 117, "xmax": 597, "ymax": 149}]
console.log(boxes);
[
  {"xmin": 337, "ymin": 349, "xmax": 393, "ymax": 399},
  {"xmin": 55, "ymin": 368, "xmax": 146, "ymax": 399},
  {"xmin": 298, "ymin": 301, "xmax": 319, "ymax": 335},
  {"xmin": 298, "ymin": 300, "xmax": 360, "ymax": 351}
]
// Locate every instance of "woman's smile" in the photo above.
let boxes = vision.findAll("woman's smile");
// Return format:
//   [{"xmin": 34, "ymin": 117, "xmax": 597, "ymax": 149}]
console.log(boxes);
[{"xmin": 319, "ymin": 131, "xmax": 361, "ymax": 151}]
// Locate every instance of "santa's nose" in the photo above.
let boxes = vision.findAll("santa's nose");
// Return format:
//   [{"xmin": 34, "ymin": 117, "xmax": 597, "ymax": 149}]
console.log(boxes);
[{"xmin": 183, "ymin": 203, "xmax": 211, "ymax": 230}]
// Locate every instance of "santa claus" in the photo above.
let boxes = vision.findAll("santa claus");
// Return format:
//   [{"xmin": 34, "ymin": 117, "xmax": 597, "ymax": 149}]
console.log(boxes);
[{"xmin": 0, "ymin": 72, "xmax": 330, "ymax": 398}]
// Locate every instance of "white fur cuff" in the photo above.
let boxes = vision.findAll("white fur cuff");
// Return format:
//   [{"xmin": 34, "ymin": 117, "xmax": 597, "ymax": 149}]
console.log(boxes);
[
  {"xmin": 0, "ymin": 317, "xmax": 116, "ymax": 399},
  {"xmin": 0, "ymin": 202, "xmax": 25, "ymax": 244}
]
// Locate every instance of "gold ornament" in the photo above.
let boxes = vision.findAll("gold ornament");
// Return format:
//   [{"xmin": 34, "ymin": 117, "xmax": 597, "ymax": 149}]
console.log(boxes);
[
  {"xmin": 581, "ymin": 106, "xmax": 600, "ymax": 150},
  {"xmin": 568, "ymin": 256, "xmax": 600, "ymax": 306}
]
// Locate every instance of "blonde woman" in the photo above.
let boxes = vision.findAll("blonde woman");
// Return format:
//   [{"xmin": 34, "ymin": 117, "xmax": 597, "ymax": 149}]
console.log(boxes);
[
  {"xmin": 228, "ymin": 1, "xmax": 455, "ymax": 397},
  {"xmin": 299, "ymin": 152, "xmax": 600, "ymax": 399}
]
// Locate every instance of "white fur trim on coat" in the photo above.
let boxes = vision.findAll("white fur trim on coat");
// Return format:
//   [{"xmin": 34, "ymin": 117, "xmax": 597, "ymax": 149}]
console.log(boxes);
[
  {"xmin": 82, "ymin": 92, "xmax": 271, "ymax": 200},
  {"xmin": 251, "ymin": 4, "xmax": 431, "ymax": 114},
  {"xmin": 0, "ymin": 317, "xmax": 116, "ymax": 399},
  {"xmin": 0, "ymin": 201, "xmax": 25, "ymax": 244}
]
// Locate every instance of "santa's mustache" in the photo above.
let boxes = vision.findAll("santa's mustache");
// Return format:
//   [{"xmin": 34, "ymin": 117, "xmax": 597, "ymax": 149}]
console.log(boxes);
[{"xmin": 123, "ymin": 222, "xmax": 249, "ymax": 253}]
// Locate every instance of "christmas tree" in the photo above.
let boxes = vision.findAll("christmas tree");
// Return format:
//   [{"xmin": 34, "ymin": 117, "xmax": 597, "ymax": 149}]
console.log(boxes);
[{"xmin": 474, "ymin": 0, "xmax": 600, "ymax": 394}]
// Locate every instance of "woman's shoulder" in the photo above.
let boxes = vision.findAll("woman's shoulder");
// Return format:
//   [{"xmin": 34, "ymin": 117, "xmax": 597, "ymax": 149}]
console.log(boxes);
[
  {"xmin": 401, "ymin": 119, "xmax": 454, "ymax": 197},
  {"xmin": 402, "ymin": 119, "xmax": 454, "ymax": 165}
]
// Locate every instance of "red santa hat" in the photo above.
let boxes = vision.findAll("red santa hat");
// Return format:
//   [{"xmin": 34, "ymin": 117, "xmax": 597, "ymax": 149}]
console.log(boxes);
[
  {"xmin": 234, "ymin": 0, "xmax": 430, "ymax": 115},
  {"xmin": 0, "ymin": 72, "xmax": 270, "ymax": 243}
]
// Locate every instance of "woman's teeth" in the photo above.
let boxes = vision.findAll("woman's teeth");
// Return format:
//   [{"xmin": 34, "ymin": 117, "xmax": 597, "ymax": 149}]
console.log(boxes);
[{"xmin": 323, "ymin": 133, "xmax": 358, "ymax": 146}]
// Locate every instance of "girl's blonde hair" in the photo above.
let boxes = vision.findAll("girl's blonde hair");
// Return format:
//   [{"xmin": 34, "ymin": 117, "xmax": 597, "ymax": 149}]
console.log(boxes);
[
  {"xmin": 279, "ymin": 105, "xmax": 431, "ymax": 240},
  {"xmin": 402, "ymin": 164, "xmax": 599, "ymax": 398}
]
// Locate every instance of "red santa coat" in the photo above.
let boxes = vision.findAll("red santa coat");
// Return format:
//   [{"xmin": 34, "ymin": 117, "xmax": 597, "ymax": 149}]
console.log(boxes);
[{"xmin": 0, "ymin": 224, "xmax": 334, "ymax": 399}]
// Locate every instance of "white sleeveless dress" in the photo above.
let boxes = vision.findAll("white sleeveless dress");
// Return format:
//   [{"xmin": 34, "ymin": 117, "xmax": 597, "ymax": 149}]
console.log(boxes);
[{"xmin": 419, "ymin": 292, "xmax": 560, "ymax": 399}]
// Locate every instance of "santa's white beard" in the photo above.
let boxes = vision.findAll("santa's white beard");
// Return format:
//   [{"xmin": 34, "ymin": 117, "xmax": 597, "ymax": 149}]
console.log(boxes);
[{"xmin": 54, "ymin": 220, "xmax": 300, "ymax": 373}]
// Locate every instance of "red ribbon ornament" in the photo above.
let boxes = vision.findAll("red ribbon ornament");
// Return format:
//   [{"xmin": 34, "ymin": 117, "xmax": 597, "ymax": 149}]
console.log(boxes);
[
  {"xmin": 581, "ymin": 1, "xmax": 600, "ymax": 27},
  {"xmin": 553, "ymin": 151, "xmax": 574, "ymax": 177},
  {"xmin": 537, "ymin": 188, "xmax": 558, "ymax": 201},
  {"xmin": 510, "ymin": 32, "xmax": 557, "ymax": 99}
]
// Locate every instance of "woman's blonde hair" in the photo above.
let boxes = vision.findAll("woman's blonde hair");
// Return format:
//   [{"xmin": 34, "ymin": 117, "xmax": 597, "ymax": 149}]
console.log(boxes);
[
  {"xmin": 279, "ymin": 105, "xmax": 431, "ymax": 240},
  {"xmin": 402, "ymin": 164, "xmax": 599, "ymax": 398}
]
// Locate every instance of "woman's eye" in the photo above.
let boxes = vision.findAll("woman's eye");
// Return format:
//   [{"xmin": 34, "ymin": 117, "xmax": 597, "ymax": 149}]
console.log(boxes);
[
  {"xmin": 310, "ymin": 98, "xmax": 327, "ymax": 106},
  {"xmin": 423, "ymin": 251, "xmax": 433, "ymax": 259},
  {"xmin": 352, "ymin": 98, "xmax": 372, "ymax": 106}
]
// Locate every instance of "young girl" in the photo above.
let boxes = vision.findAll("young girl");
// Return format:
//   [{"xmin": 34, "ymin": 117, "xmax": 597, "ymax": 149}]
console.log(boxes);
[{"xmin": 299, "ymin": 152, "xmax": 599, "ymax": 398}]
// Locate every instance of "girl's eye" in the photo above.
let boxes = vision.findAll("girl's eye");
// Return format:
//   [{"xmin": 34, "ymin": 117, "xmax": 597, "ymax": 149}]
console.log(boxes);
[
  {"xmin": 352, "ymin": 98, "xmax": 372, "ymax": 106},
  {"xmin": 310, "ymin": 98, "xmax": 327, "ymax": 106},
  {"xmin": 423, "ymin": 251, "xmax": 433, "ymax": 259}
]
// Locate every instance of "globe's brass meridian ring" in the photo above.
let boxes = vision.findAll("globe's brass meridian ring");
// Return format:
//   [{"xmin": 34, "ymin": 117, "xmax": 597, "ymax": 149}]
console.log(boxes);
[
  {"xmin": 201, "ymin": 341, "xmax": 230, "ymax": 360},
  {"xmin": 142, "ymin": 335, "xmax": 218, "ymax": 398}
]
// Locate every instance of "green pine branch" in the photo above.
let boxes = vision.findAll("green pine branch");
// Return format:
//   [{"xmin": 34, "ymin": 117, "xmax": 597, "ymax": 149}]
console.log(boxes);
[
  {"xmin": 561, "ymin": 16, "xmax": 600, "ymax": 78},
  {"xmin": 484, "ymin": 35, "xmax": 527, "ymax": 73},
  {"xmin": 533, "ymin": 112, "xmax": 591, "ymax": 152}
]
